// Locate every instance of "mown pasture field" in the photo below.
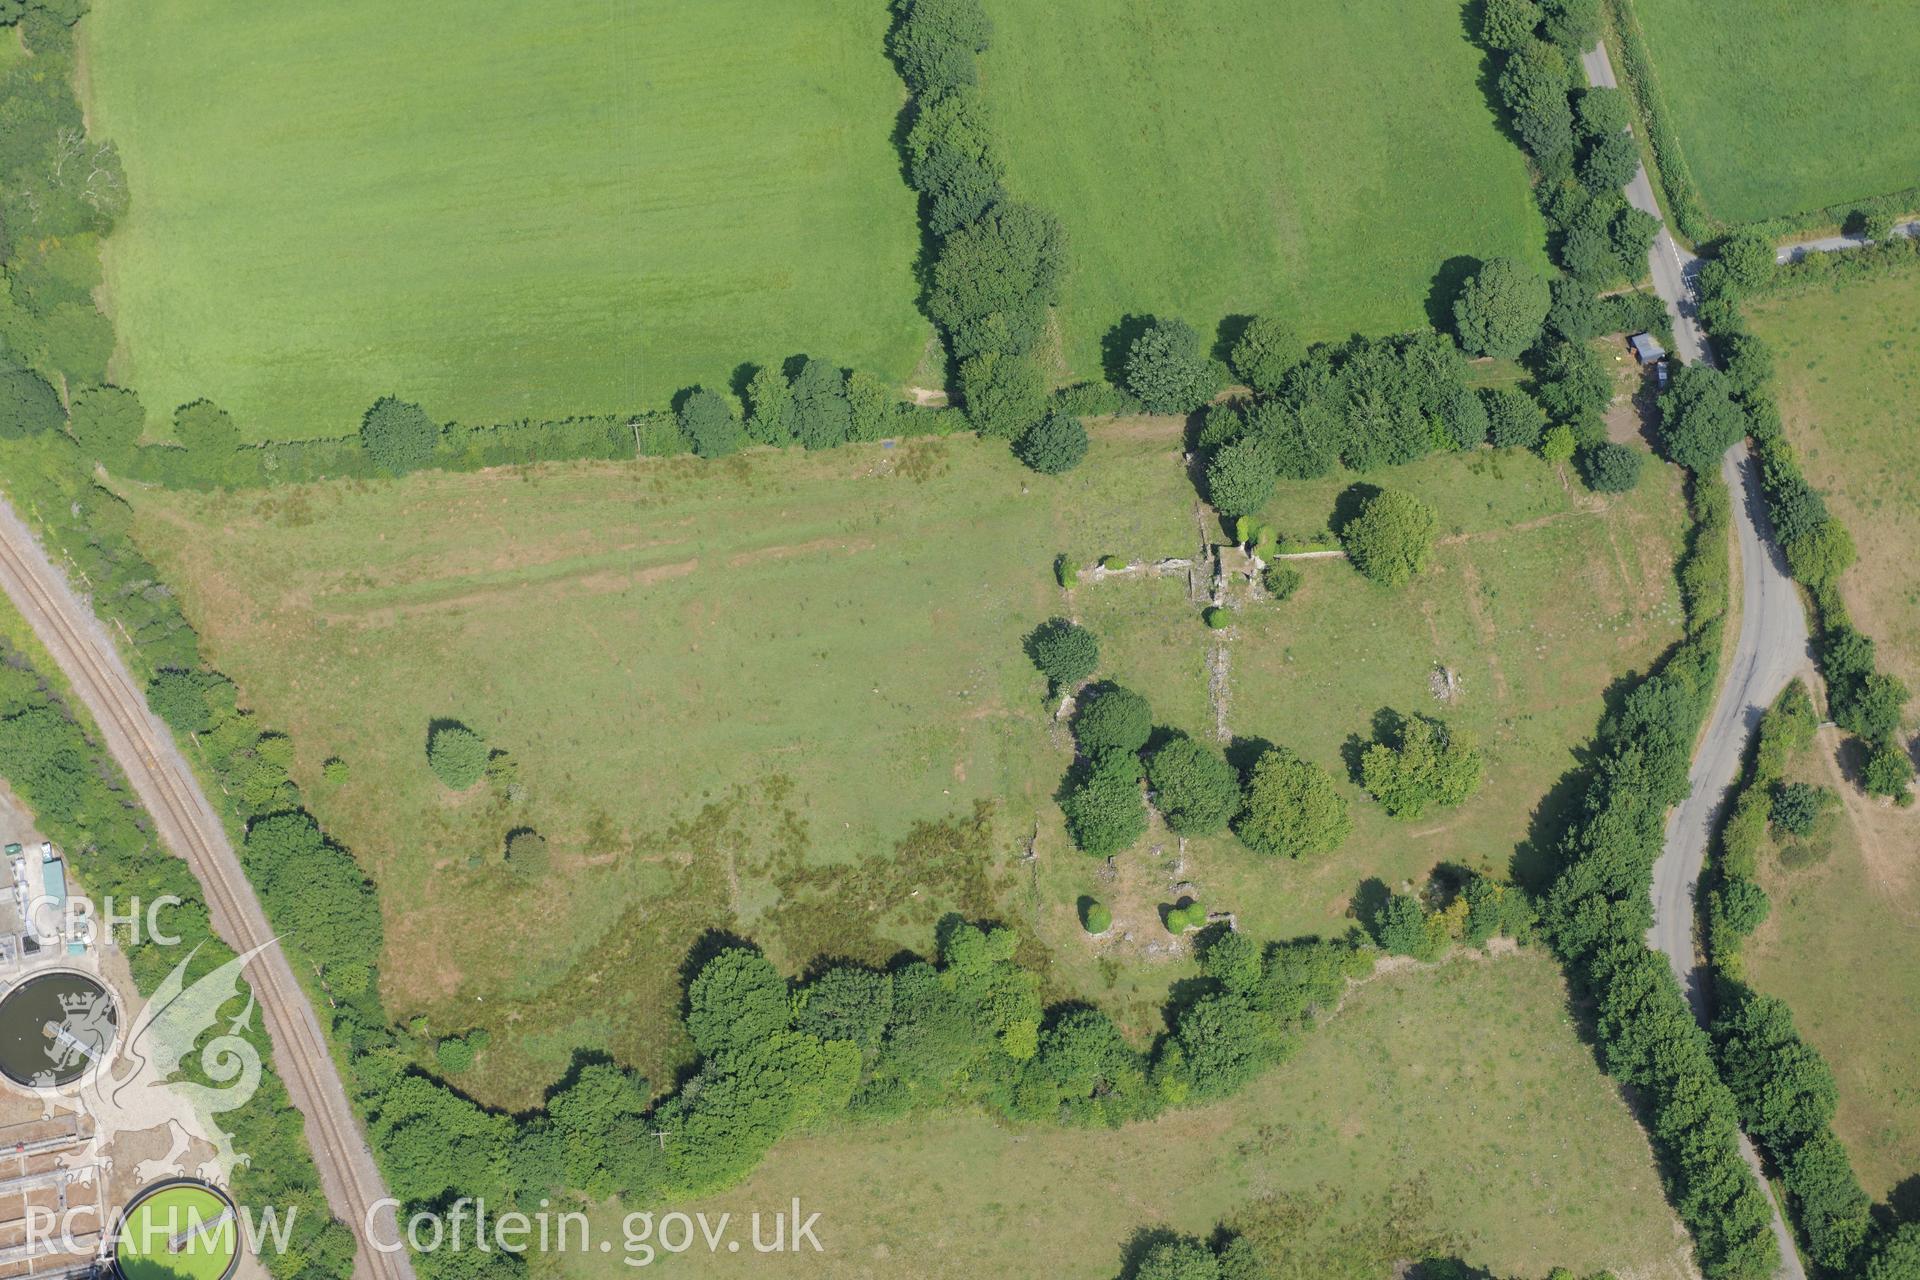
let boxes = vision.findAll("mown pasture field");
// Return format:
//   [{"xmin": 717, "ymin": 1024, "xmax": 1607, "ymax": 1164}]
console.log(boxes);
[
  {"xmin": 1742, "ymin": 270, "xmax": 1920, "ymax": 1199},
  {"xmin": 124, "ymin": 430, "xmax": 1685, "ymax": 1106},
  {"xmin": 82, "ymin": 0, "xmax": 928, "ymax": 440},
  {"xmin": 548, "ymin": 955, "xmax": 1695, "ymax": 1280},
  {"xmin": 1629, "ymin": 0, "xmax": 1920, "ymax": 225},
  {"xmin": 977, "ymin": 0, "xmax": 1549, "ymax": 382}
]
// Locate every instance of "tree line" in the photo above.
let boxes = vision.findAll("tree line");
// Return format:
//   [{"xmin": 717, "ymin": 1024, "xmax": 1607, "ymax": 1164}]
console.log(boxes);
[
  {"xmin": 1689, "ymin": 229, "xmax": 1916, "ymax": 801},
  {"xmin": 1476, "ymin": 12, "xmax": 1920, "ymax": 1275},
  {"xmin": 1539, "ymin": 471, "xmax": 1784, "ymax": 1280},
  {"xmin": 0, "ymin": 8, "xmax": 123, "ymax": 424},
  {"xmin": 1664, "ymin": 213, "xmax": 1920, "ymax": 1276},
  {"xmin": 1698, "ymin": 682, "xmax": 1873, "ymax": 1273},
  {"xmin": 1536, "ymin": 462, "xmax": 1920, "ymax": 1280}
]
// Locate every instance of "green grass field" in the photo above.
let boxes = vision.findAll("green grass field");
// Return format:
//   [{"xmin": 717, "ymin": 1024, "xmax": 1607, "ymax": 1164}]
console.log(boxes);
[
  {"xmin": 1745, "ymin": 737, "xmax": 1920, "ymax": 1205},
  {"xmin": 124, "ymin": 431, "xmax": 1685, "ymax": 1106},
  {"xmin": 546, "ymin": 955, "xmax": 1693, "ymax": 1280},
  {"xmin": 82, "ymin": 0, "xmax": 928, "ymax": 440},
  {"xmin": 1748, "ymin": 271, "xmax": 1920, "ymax": 703},
  {"xmin": 1742, "ymin": 269, "xmax": 1920, "ymax": 1200},
  {"xmin": 1630, "ymin": 0, "xmax": 1920, "ymax": 225},
  {"xmin": 114, "ymin": 1184, "xmax": 238, "ymax": 1280},
  {"xmin": 977, "ymin": 0, "xmax": 1548, "ymax": 382}
]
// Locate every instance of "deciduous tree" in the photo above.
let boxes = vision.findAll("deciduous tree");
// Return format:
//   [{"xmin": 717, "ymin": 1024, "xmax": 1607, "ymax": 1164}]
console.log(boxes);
[
  {"xmin": 1453, "ymin": 257, "xmax": 1551, "ymax": 358},
  {"xmin": 1339, "ymin": 489, "xmax": 1437, "ymax": 587},
  {"xmin": 1234, "ymin": 746, "xmax": 1350, "ymax": 858}
]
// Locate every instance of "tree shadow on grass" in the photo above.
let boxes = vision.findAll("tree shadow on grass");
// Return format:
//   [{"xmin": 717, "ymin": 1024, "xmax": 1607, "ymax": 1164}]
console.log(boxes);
[
  {"xmin": 1328, "ymin": 482, "xmax": 1383, "ymax": 537},
  {"xmin": 1426, "ymin": 254, "xmax": 1482, "ymax": 335},
  {"xmin": 1507, "ymin": 664, "xmax": 1651, "ymax": 892},
  {"xmin": 1225, "ymin": 734, "xmax": 1276, "ymax": 782},
  {"xmin": 1350, "ymin": 877, "xmax": 1392, "ymax": 935},
  {"xmin": 1100, "ymin": 314, "xmax": 1156, "ymax": 389},
  {"xmin": 1214, "ymin": 314, "xmax": 1254, "ymax": 369}
]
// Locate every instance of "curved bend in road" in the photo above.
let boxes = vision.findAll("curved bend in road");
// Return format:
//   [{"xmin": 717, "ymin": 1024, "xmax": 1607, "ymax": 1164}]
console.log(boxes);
[
  {"xmin": 1583, "ymin": 41, "xmax": 1814, "ymax": 1279},
  {"xmin": 0, "ymin": 495, "xmax": 412, "ymax": 1280}
]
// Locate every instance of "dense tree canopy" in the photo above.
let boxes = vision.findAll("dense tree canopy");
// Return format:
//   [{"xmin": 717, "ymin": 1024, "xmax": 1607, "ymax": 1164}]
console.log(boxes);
[
  {"xmin": 1062, "ymin": 748, "xmax": 1147, "ymax": 855},
  {"xmin": 0, "ymin": 363, "xmax": 63, "ymax": 438},
  {"xmin": 686, "ymin": 948, "xmax": 790, "ymax": 1056},
  {"xmin": 359, "ymin": 396, "xmax": 438, "ymax": 474},
  {"xmin": 1480, "ymin": 0, "xmax": 1543, "ymax": 50},
  {"xmin": 1205, "ymin": 437, "xmax": 1277, "ymax": 518},
  {"xmin": 889, "ymin": 0, "xmax": 992, "ymax": 96},
  {"xmin": 147, "ymin": 668, "xmax": 215, "ymax": 735},
  {"xmin": 1360, "ymin": 713, "xmax": 1484, "ymax": 818},
  {"xmin": 1541, "ymin": 0, "xmax": 1601, "ymax": 53},
  {"xmin": 1482, "ymin": 385, "xmax": 1546, "ymax": 448},
  {"xmin": 1131, "ymin": 1236, "xmax": 1220, "ymax": 1280},
  {"xmin": 1145, "ymin": 737, "xmax": 1241, "ymax": 835},
  {"xmin": 743, "ymin": 364, "xmax": 794, "ymax": 445},
  {"xmin": 1024, "ymin": 618, "xmax": 1098, "ymax": 692},
  {"xmin": 1072, "ymin": 684, "xmax": 1153, "ymax": 755},
  {"xmin": 1014, "ymin": 410, "xmax": 1088, "ymax": 474},
  {"xmin": 1535, "ymin": 339, "xmax": 1614, "ymax": 430},
  {"xmin": 174, "ymin": 398, "xmax": 238, "ymax": 453},
  {"xmin": 1575, "ymin": 86, "xmax": 1633, "ymax": 138},
  {"xmin": 1228, "ymin": 315, "xmax": 1304, "ymax": 394},
  {"xmin": 1498, "ymin": 39, "xmax": 1575, "ymax": 161},
  {"xmin": 790, "ymin": 358, "xmax": 853, "ymax": 451},
  {"xmin": 1579, "ymin": 128, "xmax": 1641, "ymax": 194},
  {"xmin": 68, "ymin": 383, "xmax": 142, "ymax": 459},
  {"xmin": 960, "ymin": 347, "xmax": 1045, "ymax": 439},
  {"xmin": 677, "ymin": 386, "xmax": 745, "ymax": 459},
  {"xmin": 1578, "ymin": 441, "xmax": 1644, "ymax": 492},
  {"xmin": 426, "ymin": 722, "xmax": 489, "ymax": 790},
  {"xmin": 904, "ymin": 85, "xmax": 1004, "ymax": 236},
  {"xmin": 927, "ymin": 201, "xmax": 1066, "ymax": 361},
  {"xmin": 1234, "ymin": 746, "xmax": 1350, "ymax": 858},
  {"xmin": 1339, "ymin": 489, "xmax": 1437, "ymax": 587},
  {"xmin": 1453, "ymin": 257, "xmax": 1551, "ymax": 358},
  {"xmin": 1658, "ymin": 365, "xmax": 1748, "ymax": 472},
  {"xmin": 1866, "ymin": 1224, "xmax": 1920, "ymax": 1280},
  {"xmin": 1125, "ymin": 318, "xmax": 1223, "ymax": 415}
]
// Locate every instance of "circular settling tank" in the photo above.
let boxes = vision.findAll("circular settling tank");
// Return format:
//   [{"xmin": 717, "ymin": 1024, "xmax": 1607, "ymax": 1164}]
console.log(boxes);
[
  {"xmin": 0, "ymin": 969, "xmax": 116, "ymax": 1087},
  {"xmin": 113, "ymin": 1180, "xmax": 241, "ymax": 1280}
]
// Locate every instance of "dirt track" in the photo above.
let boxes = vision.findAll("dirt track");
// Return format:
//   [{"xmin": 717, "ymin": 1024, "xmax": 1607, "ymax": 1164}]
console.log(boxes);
[{"xmin": 0, "ymin": 494, "xmax": 411, "ymax": 1280}]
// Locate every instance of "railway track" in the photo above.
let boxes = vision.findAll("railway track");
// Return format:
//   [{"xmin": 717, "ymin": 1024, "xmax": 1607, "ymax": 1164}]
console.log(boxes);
[{"xmin": 0, "ymin": 495, "xmax": 410, "ymax": 1280}]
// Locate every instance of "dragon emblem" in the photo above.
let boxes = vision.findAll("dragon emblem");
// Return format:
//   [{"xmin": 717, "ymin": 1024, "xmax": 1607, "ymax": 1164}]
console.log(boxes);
[{"xmin": 40, "ymin": 940, "xmax": 273, "ymax": 1184}]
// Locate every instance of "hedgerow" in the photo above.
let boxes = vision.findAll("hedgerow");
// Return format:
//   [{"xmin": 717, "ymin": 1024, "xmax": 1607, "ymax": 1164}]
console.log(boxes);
[
  {"xmin": 1540, "ymin": 471, "xmax": 1782, "ymax": 1280},
  {"xmin": 1695, "ymin": 678, "xmax": 1877, "ymax": 1274},
  {"xmin": 889, "ymin": 0, "xmax": 1076, "ymax": 456}
]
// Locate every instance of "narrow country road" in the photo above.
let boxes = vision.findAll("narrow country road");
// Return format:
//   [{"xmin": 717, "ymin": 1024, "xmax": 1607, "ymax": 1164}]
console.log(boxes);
[
  {"xmin": 1584, "ymin": 41, "xmax": 1813, "ymax": 1280},
  {"xmin": 1777, "ymin": 220, "xmax": 1919, "ymax": 263},
  {"xmin": 0, "ymin": 494, "xmax": 411, "ymax": 1280},
  {"xmin": 1577, "ymin": 43, "xmax": 1711, "ymax": 366}
]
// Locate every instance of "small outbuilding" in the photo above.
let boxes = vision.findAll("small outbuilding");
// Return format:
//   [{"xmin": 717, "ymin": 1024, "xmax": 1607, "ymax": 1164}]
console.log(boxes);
[{"xmin": 1628, "ymin": 332, "xmax": 1667, "ymax": 364}]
